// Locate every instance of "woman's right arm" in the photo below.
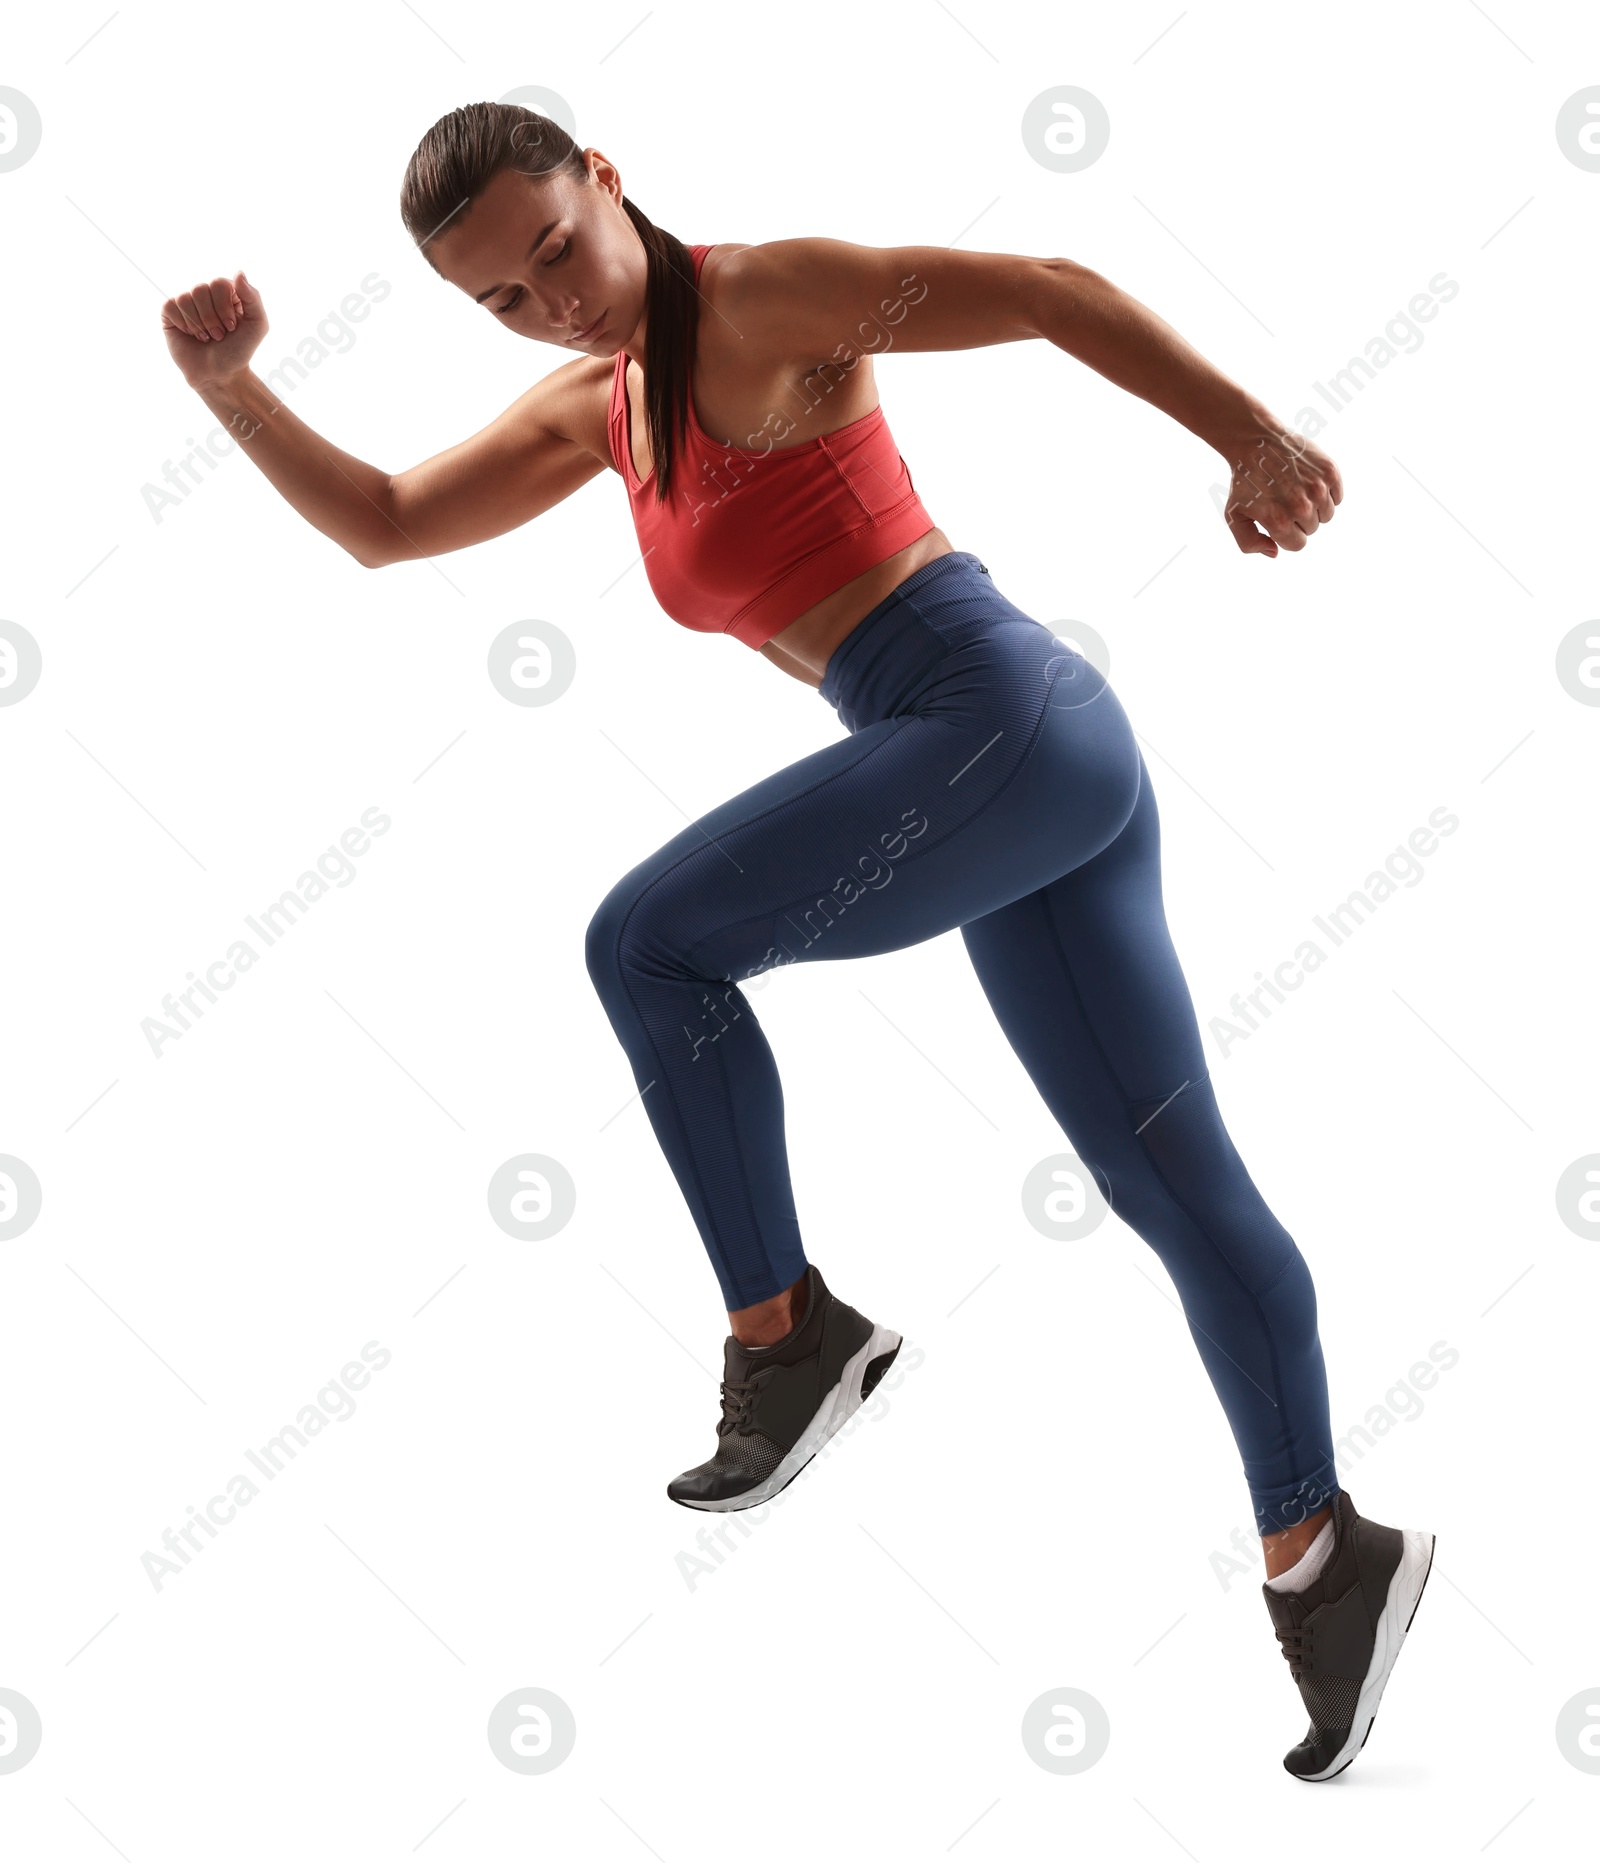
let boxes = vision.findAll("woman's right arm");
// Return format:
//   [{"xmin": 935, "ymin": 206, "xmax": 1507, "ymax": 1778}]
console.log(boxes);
[{"xmin": 165, "ymin": 270, "xmax": 608, "ymax": 569}]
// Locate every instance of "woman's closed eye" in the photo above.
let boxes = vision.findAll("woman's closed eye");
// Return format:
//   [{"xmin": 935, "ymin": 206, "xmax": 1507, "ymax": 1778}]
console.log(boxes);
[{"xmin": 492, "ymin": 243, "xmax": 569, "ymax": 314}]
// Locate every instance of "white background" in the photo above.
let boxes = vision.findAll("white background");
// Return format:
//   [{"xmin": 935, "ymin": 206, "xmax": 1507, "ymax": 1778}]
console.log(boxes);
[{"xmin": 2, "ymin": 0, "xmax": 1595, "ymax": 1854}]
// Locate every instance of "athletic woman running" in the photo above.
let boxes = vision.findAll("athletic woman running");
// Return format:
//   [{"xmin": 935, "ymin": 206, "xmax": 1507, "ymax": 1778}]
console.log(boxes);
[{"xmin": 160, "ymin": 102, "xmax": 1434, "ymax": 1780}]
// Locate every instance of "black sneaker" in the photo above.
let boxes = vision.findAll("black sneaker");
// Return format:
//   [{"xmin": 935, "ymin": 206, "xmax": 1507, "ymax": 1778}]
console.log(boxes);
[
  {"xmin": 666, "ymin": 1264, "xmax": 902, "ymax": 1512},
  {"xmin": 1261, "ymin": 1486, "xmax": 1435, "ymax": 1781}
]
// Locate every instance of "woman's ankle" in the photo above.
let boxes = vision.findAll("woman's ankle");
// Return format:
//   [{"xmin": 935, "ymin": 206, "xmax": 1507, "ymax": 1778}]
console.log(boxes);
[
  {"xmin": 729, "ymin": 1270, "xmax": 809, "ymax": 1347},
  {"xmin": 1261, "ymin": 1505, "xmax": 1334, "ymax": 1579}
]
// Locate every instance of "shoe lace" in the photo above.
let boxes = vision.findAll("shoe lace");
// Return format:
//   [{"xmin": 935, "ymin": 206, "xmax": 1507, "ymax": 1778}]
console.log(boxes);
[
  {"xmin": 717, "ymin": 1376, "xmax": 762, "ymax": 1435},
  {"xmin": 1274, "ymin": 1619, "xmax": 1313, "ymax": 1681}
]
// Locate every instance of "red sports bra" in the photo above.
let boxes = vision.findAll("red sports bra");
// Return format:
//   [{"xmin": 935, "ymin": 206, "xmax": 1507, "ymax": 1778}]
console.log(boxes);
[{"xmin": 607, "ymin": 243, "xmax": 937, "ymax": 649}]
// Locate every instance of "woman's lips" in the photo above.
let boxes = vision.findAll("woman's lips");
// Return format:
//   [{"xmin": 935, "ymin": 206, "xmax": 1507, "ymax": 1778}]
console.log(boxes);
[{"xmin": 571, "ymin": 310, "xmax": 606, "ymax": 343}]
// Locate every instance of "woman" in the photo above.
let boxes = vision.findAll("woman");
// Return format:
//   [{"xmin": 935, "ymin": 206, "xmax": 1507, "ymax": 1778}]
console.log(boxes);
[{"xmin": 160, "ymin": 101, "xmax": 1433, "ymax": 1780}]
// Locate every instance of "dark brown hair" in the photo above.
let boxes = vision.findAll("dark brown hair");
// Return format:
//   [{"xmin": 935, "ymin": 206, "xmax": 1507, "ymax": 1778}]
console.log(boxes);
[{"xmin": 399, "ymin": 101, "xmax": 700, "ymax": 503}]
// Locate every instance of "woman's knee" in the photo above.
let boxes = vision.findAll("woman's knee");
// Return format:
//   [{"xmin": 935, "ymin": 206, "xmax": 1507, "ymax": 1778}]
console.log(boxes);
[
  {"xmin": 584, "ymin": 868, "xmax": 648, "ymax": 999},
  {"xmin": 584, "ymin": 860, "xmax": 721, "ymax": 998}
]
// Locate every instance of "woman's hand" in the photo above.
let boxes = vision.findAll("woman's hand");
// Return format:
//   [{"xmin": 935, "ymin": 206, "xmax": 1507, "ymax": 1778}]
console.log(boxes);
[
  {"xmin": 1221, "ymin": 425, "xmax": 1343, "ymax": 557},
  {"xmin": 161, "ymin": 270, "xmax": 268, "ymax": 389}
]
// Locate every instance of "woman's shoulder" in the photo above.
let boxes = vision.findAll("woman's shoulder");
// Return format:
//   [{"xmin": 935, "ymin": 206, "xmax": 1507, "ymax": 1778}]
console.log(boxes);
[
  {"xmin": 694, "ymin": 238, "xmax": 879, "ymax": 362},
  {"xmin": 523, "ymin": 350, "xmax": 627, "ymax": 471},
  {"xmin": 696, "ymin": 240, "xmax": 794, "ymax": 299},
  {"xmin": 688, "ymin": 241, "xmax": 885, "ymax": 445},
  {"xmin": 694, "ymin": 241, "xmax": 749, "ymax": 297},
  {"xmin": 694, "ymin": 240, "xmax": 838, "ymax": 371}
]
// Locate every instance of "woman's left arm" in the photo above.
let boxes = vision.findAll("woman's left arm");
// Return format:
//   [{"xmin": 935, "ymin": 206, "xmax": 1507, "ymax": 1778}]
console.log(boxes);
[
  {"xmin": 1014, "ymin": 254, "xmax": 1341, "ymax": 559},
  {"xmin": 735, "ymin": 238, "xmax": 1340, "ymax": 560}
]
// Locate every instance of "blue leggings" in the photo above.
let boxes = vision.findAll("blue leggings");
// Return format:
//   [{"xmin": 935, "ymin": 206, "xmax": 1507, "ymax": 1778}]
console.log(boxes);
[{"xmin": 586, "ymin": 551, "xmax": 1338, "ymax": 1533}]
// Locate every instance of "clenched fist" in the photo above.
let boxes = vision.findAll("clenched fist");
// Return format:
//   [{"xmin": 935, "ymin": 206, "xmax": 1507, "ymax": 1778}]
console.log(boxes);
[
  {"xmin": 1222, "ymin": 427, "xmax": 1343, "ymax": 557},
  {"xmin": 161, "ymin": 270, "xmax": 268, "ymax": 389}
]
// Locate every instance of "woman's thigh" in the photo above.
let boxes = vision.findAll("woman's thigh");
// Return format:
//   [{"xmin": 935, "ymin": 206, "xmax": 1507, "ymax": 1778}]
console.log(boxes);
[
  {"xmin": 586, "ymin": 627, "xmax": 1142, "ymax": 990},
  {"xmin": 959, "ymin": 749, "xmax": 1211, "ymax": 1138}
]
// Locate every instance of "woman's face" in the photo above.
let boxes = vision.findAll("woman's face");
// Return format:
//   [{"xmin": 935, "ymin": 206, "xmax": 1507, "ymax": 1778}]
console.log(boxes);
[{"xmin": 429, "ymin": 152, "xmax": 646, "ymax": 355}]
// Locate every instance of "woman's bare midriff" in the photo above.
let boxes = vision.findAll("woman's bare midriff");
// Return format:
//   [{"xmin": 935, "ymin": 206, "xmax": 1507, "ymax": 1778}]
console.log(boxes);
[{"xmin": 756, "ymin": 525, "xmax": 957, "ymax": 688}]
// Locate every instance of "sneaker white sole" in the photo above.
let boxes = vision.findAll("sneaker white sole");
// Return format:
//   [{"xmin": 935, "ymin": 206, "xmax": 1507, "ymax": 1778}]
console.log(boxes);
[
  {"xmin": 1295, "ymin": 1526, "xmax": 1436, "ymax": 1782},
  {"xmin": 674, "ymin": 1322, "xmax": 903, "ymax": 1513}
]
